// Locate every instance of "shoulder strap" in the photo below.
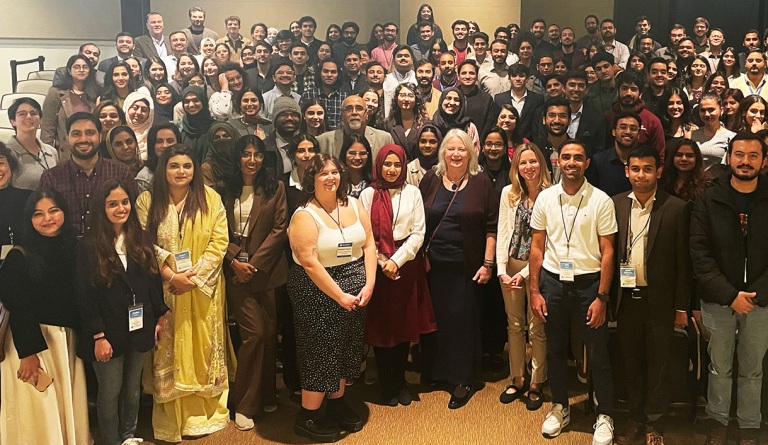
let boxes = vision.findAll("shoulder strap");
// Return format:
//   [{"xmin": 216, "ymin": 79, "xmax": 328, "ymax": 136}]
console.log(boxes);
[{"xmin": 425, "ymin": 180, "xmax": 462, "ymax": 253}]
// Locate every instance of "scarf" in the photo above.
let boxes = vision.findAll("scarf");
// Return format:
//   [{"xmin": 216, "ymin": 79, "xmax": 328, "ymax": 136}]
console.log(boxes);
[
  {"xmin": 105, "ymin": 125, "xmax": 143, "ymax": 175},
  {"xmin": 152, "ymin": 82, "xmax": 177, "ymax": 125},
  {"xmin": 204, "ymin": 122, "xmax": 240, "ymax": 182},
  {"xmin": 123, "ymin": 88, "xmax": 155, "ymax": 160},
  {"xmin": 370, "ymin": 144, "xmax": 407, "ymax": 258},
  {"xmin": 431, "ymin": 86, "xmax": 473, "ymax": 137},
  {"xmin": 416, "ymin": 122, "xmax": 442, "ymax": 170},
  {"xmin": 180, "ymin": 86, "xmax": 214, "ymax": 136}
]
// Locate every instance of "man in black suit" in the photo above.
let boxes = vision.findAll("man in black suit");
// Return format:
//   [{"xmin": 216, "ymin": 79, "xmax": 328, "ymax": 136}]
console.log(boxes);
[
  {"xmin": 564, "ymin": 71, "xmax": 605, "ymax": 156},
  {"xmin": 493, "ymin": 63, "xmax": 544, "ymax": 141},
  {"xmin": 97, "ymin": 32, "xmax": 145, "ymax": 76},
  {"xmin": 134, "ymin": 12, "xmax": 170, "ymax": 60},
  {"xmin": 611, "ymin": 145, "xmax": 690, "ymax": 445},
  {"xmin": 535, "ymin": 97, "xmax": 571, "ymax": 182}
]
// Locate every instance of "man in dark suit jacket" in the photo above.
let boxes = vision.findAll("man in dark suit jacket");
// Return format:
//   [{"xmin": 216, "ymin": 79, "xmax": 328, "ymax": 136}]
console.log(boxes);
[
  {"xmin": 563, "ymin": 71, "xmax": 605, "ymax": 156},
  {"xmin": 97, "ymin": 32, "xmax": 146, "ymax": 76},
  {"xmin": 493, "ymin": 63, "xmax": 545, "ymax": 141},
  {"xmin": 134, "ymin": 12, "xmax": 171, "ymax": 60},
  {"xmin": 610, "ymin": 145, "xmax": 690, "ymax": 445}
]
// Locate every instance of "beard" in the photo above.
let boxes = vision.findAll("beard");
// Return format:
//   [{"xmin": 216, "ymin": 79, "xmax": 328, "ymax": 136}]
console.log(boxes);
[
  {"xmin": 732, "ymin": 165, "xmax": 759, "ymax": 181},
  {"xmin": 70, "ymin": 143, "xmax": 100, "ymax": 160}
]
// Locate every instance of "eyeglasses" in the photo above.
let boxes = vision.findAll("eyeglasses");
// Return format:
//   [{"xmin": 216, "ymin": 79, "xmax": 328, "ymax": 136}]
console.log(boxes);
[
  {"xmin": 241, "ymin": 151, "xmax": 265, "ymax": 160},
  {"xmin": 397, "ymin": 92, "xmax": 415, "ymax": 99},
  {"xmin": 346, "ymin": 151, "xmax": 368, "ymax": 158},
  {"xmin": 16, "ymin": 110, "xmax": 40, "ymax": 118},
  {"xmin": 71, "ymin": 65, "xmax": 90, "ymax": 72},
  {"xmin": 483, "ymin": 141, "xmax": 505, "ymax": 148}
]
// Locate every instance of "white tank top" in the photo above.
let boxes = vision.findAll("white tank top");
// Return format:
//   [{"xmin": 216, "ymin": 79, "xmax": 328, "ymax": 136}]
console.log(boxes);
[{"xmin": 292, "ymin": 197, "xmax": 366, "ymax": 267}]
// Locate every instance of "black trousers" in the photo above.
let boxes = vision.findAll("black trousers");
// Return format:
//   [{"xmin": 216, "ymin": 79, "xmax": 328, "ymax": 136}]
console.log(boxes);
[{"xmin": 374, "ymin": 343, "xmax": 410, "ymax": 398}]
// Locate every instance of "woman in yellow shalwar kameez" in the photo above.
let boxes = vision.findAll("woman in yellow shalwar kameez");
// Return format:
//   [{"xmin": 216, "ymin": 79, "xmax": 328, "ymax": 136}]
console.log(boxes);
[{"xmin": 136, "ymin": 143, "xmax": 230, "ymax": 443}]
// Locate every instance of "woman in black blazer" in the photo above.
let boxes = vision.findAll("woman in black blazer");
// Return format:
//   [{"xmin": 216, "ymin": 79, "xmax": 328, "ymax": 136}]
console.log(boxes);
[
  {"xmin": 385, "ymin": 83, "xmax": 428, "ymax": 160},
  {"xmin": 75, "ymin": 179, "xmax": 169, "ymax": 445}
]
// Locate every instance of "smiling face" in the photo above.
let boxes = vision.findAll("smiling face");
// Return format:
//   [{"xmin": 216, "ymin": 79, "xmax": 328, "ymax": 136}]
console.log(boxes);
[
  {"xmin": 544, "ymin": 105, "xmax": 569, "ymax": 136},
  {"xmin": 746, "ymin": 102, "xmax": 766, "ymax": 124},
  {"xmin": 558, "ymin": 143, "xmax": 589, "ymax": 183},
  {"xmin": 709, "ymin": 75, "xmax": 727, "ymax": 95},
  {"xmin": 728, "ymin": 139, "xmax": 764, "ymax": 181},
  {"xmin": 294, "ymin": 139, "xmax": 318, "ymax": 171},
  {"xmin": 381, "ymin": 153, "xmax": 402, "ymax": 183},
  {"xmin": 183, "ymin": 92, "xmax": 203, "ymax": 115},
  {"xmin": 482, "ymin": 132, "xmax": 505, "ymax": 162},
  {"xmin": 11, "ymin": 102, "xmax": 41, "ymax": 134},
  {"xmin": 111, "ymin": 131, "xmax": 138, "ymax": 162},
  {"xmin": 201, "ymin": 39, "xmax": 215, "ymax": 56},
  {"xmin": 32, "ymin": 198, "xmax": 65, "ymax": 237},
  {"xmin": 314, "ymin": 161, "xmax": 341, "ymax": 194},
  {"xmin": 418, "ymin": 130, "xmax": 439, "ymax": 157},
  {"xmin": 458, "ymin": 63, "xmax": 477, "ymax": 88},
  {"xmin": 149, "ymin": 62, "xmax": 165, "ymax": 81},
  {"xmin": 240, "ymin": 144, "xmax": 263, "ymax": 179},
  {"xmin": 517, "ymin": 149, "xmax": 541, "ymax": 183},
  {"xmin": 0, "ymin": 156, "xmax": 10, "ymax": 189},
  {"xmin": 441, "ymin": 91, "xmax": 461, "ymax": 115},
  {"xmin": 625, "ymin": 156, "xmax": 660, "ymax": 194},
  {"xmin": 690, "ymin": 59, "xmax": 708, "ymax": 79},
  {"xmin": 154, "ymin": 128, "xmax": 177, "ymax": 157},
  {"xmin": 497, "ymin": 108, "xmax": 518, "ymax": 133},
  {"xmin": 202, "ymin": 58, "xmax": 218, "ymax": 76},
  {"xmin": 673, "ymin": 143, "xmax": 697, "ymax": 173},
  {"xmin": 362, "ymin": 92, "xmax": 379, "ymax": 114},
  {"xmin": 240, "ymin": 91, "xmax": 260, "ymax": 116},
  {"xmin": 613, "ymin": 116, "xmax": 640, "ymax": 149},
  {"xmin": 698, "ymin": 97, "xmax": 722, "ymax": 127},
  {"xmin": 396, "ymin": 87, "xmax": 415, "ymax": 110},
  {"xmin": 178, "ymin": 56, "xmax": 196, "ymax": 77},
  {"xmin": 344, "ymin": 142, "xmax": 369, "ymax": 171},
  {"xmin": 68, "ymin": 119, "xmax": 100, "ymax": 160},
  {"xmin": 97, "ymin": 105, "xmax": 120, "ymax": 134},
  {"xmin": 165, "ymin": 154, "xmax": 194, "ymax": 188},
  {"xmin": 317, "ymin": 44, "xmax": 332, "ymax": 62},
  {"xmin": 666, "ymin": 93, "xmax": 685, "ymax": 120},
  {"xmin": 112, "ymin": 66, "xmax": 130, "ymax": 90},
  {"xmin": 127, "ymin": 100, "xmax": 150, "ymax": 125},
  {"xmin": 443, "ymin": 136, "xmax": 469, "ymax": 170}
]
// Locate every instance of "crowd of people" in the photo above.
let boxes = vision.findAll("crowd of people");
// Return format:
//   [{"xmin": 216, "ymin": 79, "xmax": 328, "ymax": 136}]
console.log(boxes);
[{"xmin": 2, "ymin": 4, "xmax": 768, "ymax": 445}]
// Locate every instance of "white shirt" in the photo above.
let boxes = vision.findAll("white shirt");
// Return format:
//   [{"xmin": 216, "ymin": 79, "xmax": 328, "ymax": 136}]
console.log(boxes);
[
  {"xmin": 261, "ymin": 86, "xmax": 302, "ymax": 121},
  {"xmin": 510, "ymin": 89, "xmax": 527, "ymax": 116},
  {"xmin": 233, "ymin": 186, "xmax": 255, "ymax": 236},
  {"xmin": 530, "ymin": 179, "xmax": 617, "ymax": 275},
  {"xmin": 161, "ymin": 55, "xmax": 178, "ymax": 78},
  {"xmin": 567, "ymin": 104, "xmax": 583, "ymax": 139},
  {"xmin": 115, "ymin": 233, "xmax": 127, "ymax": 270},
  {"xmin": 359, "ymin": 184, "xmax": 425, "ymax": 268},
  {"xmin": 153, "ymin": 35, "xmax": 168, "ymax": 58},
  {"xmin": 625, "ymin": 191, "xmax": 655, "ymax": 286},
  {"xmin": 602, "ymin": 39, "xmax": 630, "ymax": 69}
]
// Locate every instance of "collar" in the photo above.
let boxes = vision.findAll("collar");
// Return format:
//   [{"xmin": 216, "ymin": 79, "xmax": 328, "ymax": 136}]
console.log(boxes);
[
  {"xmin": 66, "ymin": 156, "xmax": 102, "ymax": 176},
  {"xmin": 556, "ymin": 178, "xmax": 589, "ymax": 198},
  {"xmin": 628, "ymin": 190, "xmax": 657, "ymax": 210},
  {"xmin": 289, "ymin": 169, "xmax": 302, "ymax": 189},
  {"xmin": 571, "ymin": 103, "xmax": 584, "ymax": 115},
  {"xmin": 511, "ymin": 89, "xmax": 528, "ymax": 101},
  {"xmin": 152, "ymin": 35, "xmax": 165, "ymax": 45}
]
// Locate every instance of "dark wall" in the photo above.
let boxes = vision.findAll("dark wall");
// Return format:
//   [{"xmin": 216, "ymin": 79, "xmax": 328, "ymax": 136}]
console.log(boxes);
[
  {"xmin": 614, "ymin": 0, "xmax": 767, "ymax": 49},
  {"xmin": 121, "ymin": 0, "xmax": 151, "ymax": 37}
]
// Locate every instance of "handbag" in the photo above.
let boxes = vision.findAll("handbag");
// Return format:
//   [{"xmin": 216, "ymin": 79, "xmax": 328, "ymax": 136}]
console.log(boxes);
[
  {"xmin": 0, "ymin": 246, "xmax": 25, "ymax": 363},
  {"xmin": 423, "ymin": 179, "xmax": 462, "ymax": 273}
]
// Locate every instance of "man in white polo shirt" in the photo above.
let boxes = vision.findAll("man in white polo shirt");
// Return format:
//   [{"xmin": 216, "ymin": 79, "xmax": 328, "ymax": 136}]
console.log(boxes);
[{"xmin": 528, "ymin": 140, "xmax": 617, "ymax": 445}]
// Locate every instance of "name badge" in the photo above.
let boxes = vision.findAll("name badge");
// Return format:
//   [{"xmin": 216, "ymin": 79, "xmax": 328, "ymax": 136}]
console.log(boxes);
[
  {"xmin": 337, "ymin": 242, "xmax": 353, "ymax": 258},
  {"xmin": 559, "ymin": 260, "xmax": 575, "ymax": 282},
  {"xmin": 620, "ymin": 265, "xmax": 637, "ymax": 288},
  {"xmin": 128, "ymin": 305, "xmax": 144, "ymax": 332},
  {"xmin": 0, "ymin": 245, "xmax": 11, "ymax": 260},
  {"xmin": 236, "ymin": 250, "xmax": 249, "ymax": 263},
  {"xmin": 174, "ymin": 250, "xmax": 193, "ymax": 272}
]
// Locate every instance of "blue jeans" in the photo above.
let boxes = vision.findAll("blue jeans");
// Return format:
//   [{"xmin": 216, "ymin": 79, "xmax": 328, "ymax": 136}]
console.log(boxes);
[
  {"xmin": 541, "ymin": 270, "xmax": 613, "ymax": 416},
  {"xmin": 701, "ymin": 301, "xmax": 768, "ymax": 429},
  {"xmin": 92, "ymin": 348, "xmax": 148, "ymax": 445}
]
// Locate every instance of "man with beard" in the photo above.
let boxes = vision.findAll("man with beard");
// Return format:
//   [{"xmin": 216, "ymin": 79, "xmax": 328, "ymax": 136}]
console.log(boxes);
[
  {"xmin": 604, "ymin": 70, "xmax": 665, "ymax": 159},
  {"xmin": 246, "ymin": 40, "xmax": 274, "ymax": 94},
  {"xmin": 536, "ymin": 97, "xmax": 571, "ymax": 181},
  {"xmin": 637, "ymin": 36, "xmax": 658, "ymax": 62},
  {"xmin": 340, "ymin": 50, "xmax": 368, "ymax": 96},
  {"xmin": 547, "ymin": 24, "xmax": 561, "ymax": 46},
  {"xmin": 182, "ymin": 6, "xmax": 218, "ymax": 54},
  {"xmin": 333, "ymin": 22, "xmax": 365, "ymax": 66},
  {"xmin": 262, "ymin": 60, "xmax": 301, "ymax": 121},
  {"xmin": 53, "ymin": 43, "xmax": 102, "ymax": 88},
  {"xmin": 641, "ymin": 58, "xmax": 670, "ymax": 119},
  {"xmin": 576, "ymin": 15, "xmax": 601, "ymax": 53},
  {"xmin": 365, "ymin": 61, "xmax": 386, "ymax": 97},
  {"xmin": 530, "ymin": 18, "xmax": 557, "ymax": 56},
  {"xmin": 654, "ymin": 25, "xmax": 686, "ymax": 60},
  {"xmin": 38, "ymin": 112, "xmax": 139, "ymax": 235},
  {"xmin": 627, "ymin": 16, "xmax": 660, "ymax": 53},
  {"xmin": 588, "ymin": 112, "xmax": 641, "ymax": 196},
  {"xmin": 564, "ymin": 71, "xmax": 605, "ymax": 155},
  {"xmin": 692, "ymin": 17, "xmax": 710, "ymax": 53},
  {"xmin": 415, "ymin": 60, "xmax": 441, "ymax": 117},
  {"xmin": 690, "ymin": 132, "xmax": 768, "ymax": 445},
  {"xmin": 383, "ymin": 46, "xmax": 417, "ymax": 116},
  {"xmin": 458, "ymin": 60, "xmax": 496, "ymax": 136},
  {"xmin": 448, "ymin": 20, "xmax": 473, "ymax": 65},
  {"xmin": 731, "ymin": 50, "xmax": 768, "ymax": 101},
  {"xmin": 317, "ymin": 95, "xmax": 393, "ymax": 158},
  {"xmin": 301, "ymin": 60, "xmax": 348, "ymax": 130},
  {"xmin": 527, "ymin": 54, "xmax": 554, "ymax": 95},
  {"xmin": 586, "ymin": 52, "xmax": 618, "ymax": 115},
  {"xmin": 161, "ymin": 31, "xmax": 190, "ymax": 79},
  {"xmin": 494, "ymin": 63, "xmax": 545, "ymax": 141},
  {"xmin": 479, "ymin": 39, "xmax": 512, "ymax": 96},
  {"xmin": 264, "ymin": 97, "xmax": 301, "ymax": 182},
  {"xmin": 739, "ymin": 30, "xmax": 762, "ymax": 71},
  {"xmin": 674, "ymin": 37, "xmax": 696, "ymax": 68},
  {"xmin": 600, "ymin": 19, "xmax": 629, "ymax": 70},
  {"xmin": 98, "ymin": 32, "xmax": 143, "ymax": 75},
  {"xmin": 553, "ymin": 28, "xmax": 584, "ymax": 70},
  {"xmin": 434, "ymin": 52, "xmax": 458, "ymax": 91},
  {"xmin": 135, "ymin": 12, "xmax": 169, "ymax": 59},
  {"xmin": 371, "ymin": 22, "xmax": 399, "ymax": 71},
  {"xmin": 610, "ymin": 145, "xmax": 690, "ymax": 445},
  {"xmin": 410, "ymin": 21, "xmax": 434, "ymax": 62}
]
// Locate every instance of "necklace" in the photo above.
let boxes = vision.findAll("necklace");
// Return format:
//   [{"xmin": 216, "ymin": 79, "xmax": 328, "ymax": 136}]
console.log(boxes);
[{"xmin": 446, "ymin": 173, "xmax": 466, "ymax": 190}]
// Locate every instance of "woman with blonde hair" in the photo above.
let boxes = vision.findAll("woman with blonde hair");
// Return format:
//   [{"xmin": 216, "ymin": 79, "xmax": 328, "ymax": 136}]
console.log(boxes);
[{"xmin": 496, "ymin": 142, "xmax": 551, "ymax": 411}]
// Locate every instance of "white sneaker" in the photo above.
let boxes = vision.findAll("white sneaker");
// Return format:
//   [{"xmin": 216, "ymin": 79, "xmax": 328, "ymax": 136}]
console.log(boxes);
[
  {"xmin": 120, "ymin": 439, "xmax": 144, "ymax": 445},
  {"xmin": 592, "ymin": 414, "xmax": 614, "ymax": 445},
  {"xmin": 235, "ymin": 412, "xmax": 255, "ymax": 431},
  {"xmin": 542, "ymin": 403, "xmax": 570, "ymax": 438}
]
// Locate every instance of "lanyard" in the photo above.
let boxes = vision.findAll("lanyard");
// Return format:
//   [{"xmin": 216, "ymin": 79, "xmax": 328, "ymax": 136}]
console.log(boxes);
[
  {"xmin": 559, "ymin": 193, "xmax": 584, "ymax": 257},
  {"xmin": 626, "ymin": 207, "xmax": 651, "ymax": 261},
  {"xmin": 315, "ymin": 198, "xmax": 346, "ymax": 241},
  {"xmin": 237, "ymin": 188, "xmax": 256, "ymax": 242},
  {"xmin": 748, "ymin": 78, "xmax": 766, "ymax": 96},
  {"xmin": 175, "ymin": 194, "xmax": 188, "ymax": 240}
]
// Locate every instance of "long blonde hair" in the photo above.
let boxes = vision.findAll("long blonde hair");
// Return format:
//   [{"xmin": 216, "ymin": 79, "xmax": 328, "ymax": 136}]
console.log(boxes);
[
  {"xmin": 434, "ymin": 129, "xmax": 481, "ymax": 177},
  {"xmin": 507, "ymin": 142, "xmax": 551, "ymax": 206}
]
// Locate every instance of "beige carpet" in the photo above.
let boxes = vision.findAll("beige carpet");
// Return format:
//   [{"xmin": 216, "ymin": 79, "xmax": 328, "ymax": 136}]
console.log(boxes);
[{"xmin": 125, "ymin": 370, "xmax": 733, "ymax": 445}]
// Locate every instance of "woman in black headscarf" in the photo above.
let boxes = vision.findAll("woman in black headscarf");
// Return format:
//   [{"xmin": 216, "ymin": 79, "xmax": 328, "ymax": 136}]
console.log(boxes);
[
  {"xmin": 176, "ymin": 86, "xmax": 214, "ymax": 163},
  {"xmin": 406, "ymin": 122, "xmax": 442, "ymax": 186},
  {"xmin": 153, "ymin": 82, "xmax": 178, "ymax": 126},
  {"xmin": 431, "ymin": 87, "xmax": 480, "ymax": 152}
]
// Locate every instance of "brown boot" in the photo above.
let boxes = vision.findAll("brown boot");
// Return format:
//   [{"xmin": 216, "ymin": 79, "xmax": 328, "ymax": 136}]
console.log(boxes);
[
  {"xmin": 615, "ymin": 419, "xmax": 645, "ymax": 445},
  {"xmin": 738, "ymin": 428, "xmax": 759, "ymax": 445},
  {"xmin": 705, "ymin": 422, "xmax": 728, "ymax": 445},
  {"xmin": 645, "ymin": 430, "xmax": 664, "ymax": 445}
]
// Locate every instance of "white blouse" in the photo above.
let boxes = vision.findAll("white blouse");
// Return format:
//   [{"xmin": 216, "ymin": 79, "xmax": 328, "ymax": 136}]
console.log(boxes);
[{"xmin": 359, "ymin": 184, "xmax": 425, "ymax": 269}]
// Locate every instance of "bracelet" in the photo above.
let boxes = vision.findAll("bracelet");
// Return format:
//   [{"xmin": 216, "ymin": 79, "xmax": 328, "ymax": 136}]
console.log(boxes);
[
  {"xmin": 169, "ymin": 272, "xmax": 176, "ymax": 283},
  {"xmin": 94, "ymin": 336, "xmax": 106, "ymax": 341}
]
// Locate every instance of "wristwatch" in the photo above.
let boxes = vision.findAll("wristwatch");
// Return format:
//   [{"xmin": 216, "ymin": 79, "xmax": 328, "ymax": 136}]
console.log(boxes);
[{"xmin": 597, "ymin": 293, "xmax": 610, "ymax": 302}]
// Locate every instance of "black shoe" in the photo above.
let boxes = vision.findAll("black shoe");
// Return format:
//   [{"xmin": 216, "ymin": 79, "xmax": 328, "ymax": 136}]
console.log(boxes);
[
  {"xmin": 294, "ymin": 415, "xmax": 341, "ymax": 443},
  {"xmin": 448, "ymin": 385, "xmax": 474, "ymax": 409},
  {"xmin": 499, "ymin": 383, "xmax": 524, "ymax": 404},
  {"xmin": 326, "ymin": 398, "xmax": 365, "ymax": 432},
  {"xmin": 525, "ymin": 389, "xmax": 544, "ymax": 411},
  {"xmin": 397, "ymin": 388, "xmax": 413, "ymax": 406},
  {"xmin": 383, "ymin": 393, "xmax": 398, "ymax": 407}
]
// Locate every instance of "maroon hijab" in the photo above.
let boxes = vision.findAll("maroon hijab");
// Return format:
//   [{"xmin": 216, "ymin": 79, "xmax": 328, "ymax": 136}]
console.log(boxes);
[{"xmin": 370, "ymin": 144, "xmax": 408, "ymax": 258}]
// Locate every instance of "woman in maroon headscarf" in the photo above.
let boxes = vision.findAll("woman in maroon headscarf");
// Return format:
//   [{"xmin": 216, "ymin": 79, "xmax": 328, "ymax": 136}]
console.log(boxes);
[{"xmin": 359, "ymin": 144, "xmax": 436, "ymax": 407}]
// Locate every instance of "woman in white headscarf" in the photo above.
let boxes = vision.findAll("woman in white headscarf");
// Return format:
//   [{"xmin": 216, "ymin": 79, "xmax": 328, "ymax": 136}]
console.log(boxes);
[{"xmin": 123, "ymin": 89, "xmax": 155, "ymax": 161}]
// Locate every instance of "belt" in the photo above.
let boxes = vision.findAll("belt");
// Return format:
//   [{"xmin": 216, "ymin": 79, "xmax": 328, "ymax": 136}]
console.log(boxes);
[
  {"xmin": 623, "ymin": 287, "xmax": 648, "ymax": 299},
  {"xmin": 544, "ymin": 269, "xmax": 600, "ymax": 283}
]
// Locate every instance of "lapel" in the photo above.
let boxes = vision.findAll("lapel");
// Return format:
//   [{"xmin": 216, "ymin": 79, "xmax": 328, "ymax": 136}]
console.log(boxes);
[
  {"xmin": 334, "ymin": 129, "xmax": 344, "ymax": 154},
  {"xmin": 116, "ymin": 256, "xmax": 132, "ymax": 291},
  {"xmin": 245, "ymin": 191, "xmax": 264, "ymax": 237},
  {"xmin": 645, "ymin": 191, "xmax": 667, "ymax": 262},
  {"xmin": 616, "ymin": 194, "xmax": 631, "ymax": 262}
]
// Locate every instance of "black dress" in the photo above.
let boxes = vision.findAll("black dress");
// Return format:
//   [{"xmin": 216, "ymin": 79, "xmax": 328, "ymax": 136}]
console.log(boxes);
[{"xmin": 0, "ymin": 186, "xmax": 31, "ymax": 248}]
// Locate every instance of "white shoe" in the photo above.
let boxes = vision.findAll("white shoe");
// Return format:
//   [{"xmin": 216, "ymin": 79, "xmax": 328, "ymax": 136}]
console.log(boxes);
[
  {"xmin": 120, "ymin": 439, "xmax": 144, "ymax": 445},
  {"xmin": 592, "ymin": 414, "xmax": 614, "ymax": 445},
  {"xmin": 542, "ymin": 403, "xmax": 570, "ymax": 438},
  {"xmin": 235, "ymin": 412, "xmax": 255, "ymax": 431}
]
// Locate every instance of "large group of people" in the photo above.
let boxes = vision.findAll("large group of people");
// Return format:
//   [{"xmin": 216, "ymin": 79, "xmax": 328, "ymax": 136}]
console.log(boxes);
[{"xmin": 2, "ymin": 4, "xmax": 768, "ymax": 445}]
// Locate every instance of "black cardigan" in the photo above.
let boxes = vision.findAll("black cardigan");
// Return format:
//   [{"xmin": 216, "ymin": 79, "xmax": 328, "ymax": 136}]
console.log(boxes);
[{"xmin": 74, "ymin": 242, "xmax": 169, "ymax": 362}]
